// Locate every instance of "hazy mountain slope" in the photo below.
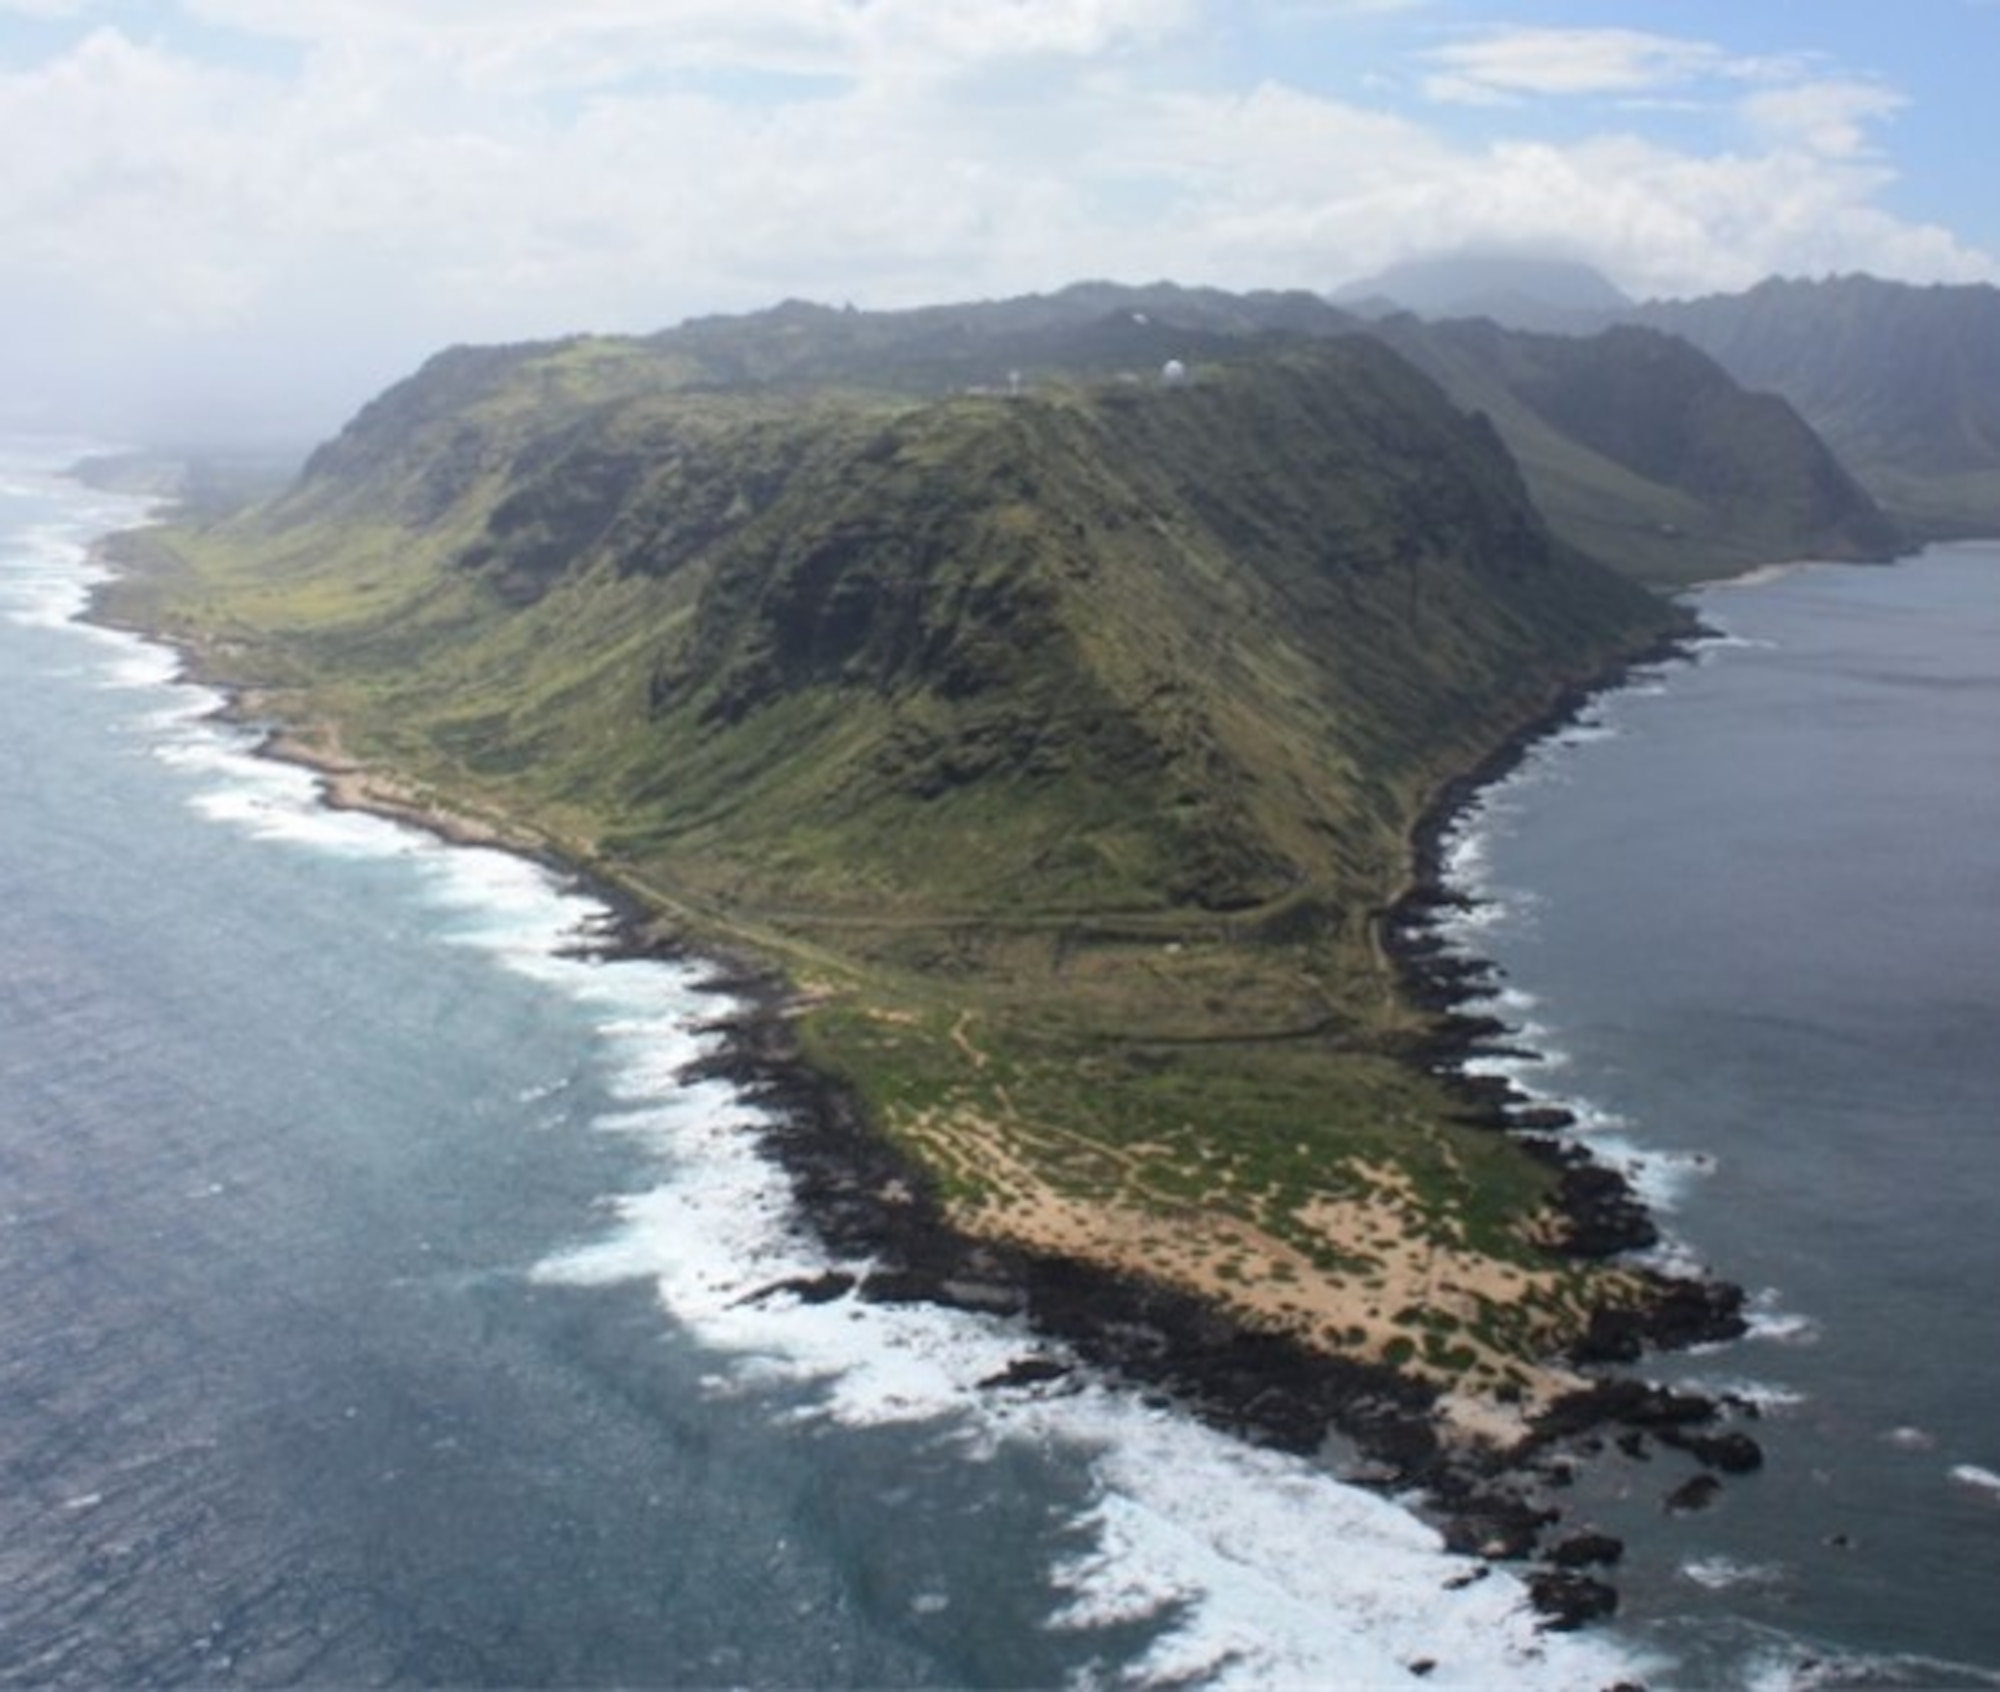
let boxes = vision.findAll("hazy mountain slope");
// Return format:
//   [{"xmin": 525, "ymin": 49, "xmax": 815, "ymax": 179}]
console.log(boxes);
[
  {"xmin": 1372, "ymin": 317, "xmax": 1901, "ymax": 582},
  {"xmin": 1334, "ymin": 252, "xmax": 1632, "ymax": 332},
  {"xmin": 117, "ymin": 328, "xmax": 1696, "ymax": 1407},
  {"xmin": 1636, "ymin": 275, "xmax": 2000, "ymax": 536},
  {"xmin": 650, "ymin": 282, "xmax": 1354, "ymax": 395}
]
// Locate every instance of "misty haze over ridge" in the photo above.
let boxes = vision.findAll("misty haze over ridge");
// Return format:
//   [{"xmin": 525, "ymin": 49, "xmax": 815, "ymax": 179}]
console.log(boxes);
[{"xmin": 36, "ymin": 258, "xmax": 1999, "ymax": 459}]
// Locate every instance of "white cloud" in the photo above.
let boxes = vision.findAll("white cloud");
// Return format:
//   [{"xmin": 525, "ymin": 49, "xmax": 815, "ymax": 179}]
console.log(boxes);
[
  {"xmin": 1741, "ymin": 78, "xmax": 1905, "ymax": 160},
  {"xmin": 1422, "ymin": 27, "xmax": 1728, "ymax": 105},
  {"xmin": 0, "ymin": 2, "xmax": 1991, "ymax": 438},
  {"xmin": 2, "ymin": 29, "xmax": 283, "ymax": 324},
  {"xmin": 1418, "ymin": 135, "xmax": 1977, "ymax": 299},
  {"xmin": 178, "ymin": 0, "xmax": 1201, "ymax": 89}
]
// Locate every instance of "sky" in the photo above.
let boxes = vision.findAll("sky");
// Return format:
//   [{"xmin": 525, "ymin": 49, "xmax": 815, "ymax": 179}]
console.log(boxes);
[{"xmin": 3, "ymin": 0, "xmax": 1996, "ymax": 443}]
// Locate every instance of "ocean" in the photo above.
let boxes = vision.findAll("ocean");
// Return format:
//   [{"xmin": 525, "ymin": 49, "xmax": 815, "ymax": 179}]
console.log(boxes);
[
  {"xmin": 0, "ymin": 443, "xmax": 1635, "ymax": 1689},
  {"xmin": 1436, "ymin": 544, "xmax": 2000, "ymax": 1687},
  {"xmin": 4, "ymin": 440, "xmax": 1997, "ymax": 1690}
]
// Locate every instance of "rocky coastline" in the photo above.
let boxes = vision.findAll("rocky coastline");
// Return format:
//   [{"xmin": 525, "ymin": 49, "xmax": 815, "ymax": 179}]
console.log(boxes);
[
  {"xmin": 1376, "ymin": 629, "xmax": 1764, "ymax": 1620},
  {"xmin": 658, "ymin": 929, "xmax": 1759, "ymax": 1631},
  {"xmin": 124, "ymin": 572, "xmax": 1763, "ymax": 1634}
]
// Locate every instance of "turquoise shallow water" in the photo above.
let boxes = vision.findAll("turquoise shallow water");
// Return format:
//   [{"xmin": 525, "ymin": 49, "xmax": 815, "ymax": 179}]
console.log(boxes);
[{"xmin": 1437, "ymin": 544, "xmax": 2000, "ymax": 1685}]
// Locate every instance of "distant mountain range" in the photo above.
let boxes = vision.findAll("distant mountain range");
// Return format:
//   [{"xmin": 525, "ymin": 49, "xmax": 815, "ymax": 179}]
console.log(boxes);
[
  {"xmin": 1370, "ymin": 314, "xmax": 1898, "ymax": 583},
  {"xmin": 1634, "ymin": 275, "xmax": 2000, "ymax": 537},
  {"xmin": 1342, "ymin": 251, "xmax": 2000, "ymax": 540}
]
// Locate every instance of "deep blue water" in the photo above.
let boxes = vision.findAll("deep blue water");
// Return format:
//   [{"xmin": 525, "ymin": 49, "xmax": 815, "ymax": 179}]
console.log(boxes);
[
  {"xmin": 0, "ymin": 448, "xmax": 1631, "ymax": 1689},
  {"xmin": 0, "ymin": 458, "xmax": 1109, "ymax": 1687},
  {"xmin": 1441, "ymin": 545, "xmax": 2000, "ymax": 1686}
]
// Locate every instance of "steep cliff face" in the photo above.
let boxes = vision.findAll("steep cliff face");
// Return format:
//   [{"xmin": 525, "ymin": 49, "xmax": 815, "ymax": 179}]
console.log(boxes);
[
  {"xmin": 201, "ymin": 334, "xmax": 1678, "ymax": 927},
  {"xmin": 1374, "ymin": 317, "xmax": 1901, "ymax": 582}
]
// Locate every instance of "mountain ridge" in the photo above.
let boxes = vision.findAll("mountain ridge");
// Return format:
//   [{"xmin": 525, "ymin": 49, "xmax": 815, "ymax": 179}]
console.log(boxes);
[
  {"xmin": 1334, "ymin": 252, "xmax": 1633, "ymax": 332},
  {"xmin": 109, "ymin": 319, "xmax": 1718, "ymax": 1434},
  {"xmin": 288, "ymin": 276, "xmax": 1901, "ymax": 588}
]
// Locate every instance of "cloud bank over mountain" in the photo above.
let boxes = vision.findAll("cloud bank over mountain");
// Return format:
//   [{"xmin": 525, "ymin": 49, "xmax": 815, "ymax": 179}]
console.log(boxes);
[{"xmin": 3, "ymin": 1, "xmax": 1993, "ymax": 439}]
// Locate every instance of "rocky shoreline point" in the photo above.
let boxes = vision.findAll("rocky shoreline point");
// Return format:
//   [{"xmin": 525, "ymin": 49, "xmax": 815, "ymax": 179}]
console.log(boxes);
[
  {"xmin": 660, "ymin": 937, "xmax": 1759, "ymax": 1635},
  {"xmin": 629, "ymin": 636, "xmax": 1754, "ymax": 1635},
  {"xmin": 241, "ymin": 605, "xmax": 1761, "ymax": 1636}
]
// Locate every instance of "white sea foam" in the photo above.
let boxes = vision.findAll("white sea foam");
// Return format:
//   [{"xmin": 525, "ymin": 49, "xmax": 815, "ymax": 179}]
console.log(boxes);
[
  {"xmin": 541, "ymin": 1179, "xmax": 1652, "ymax": 1688},
  {"xmin": 521, "ymin": 984, "xmax": 1657, "ymax": 1686},
  {"xmin": 133, "ymin": 681, "xmax": 229, "ymax": 734},
  {"xmin": 1950, "ymin": 1464, "xmax": 2000, "ymax": 1500},
  {"xmin": 93, "ymin": 636, "xmax": 183, "ymax": 692},
  {"xmin": 1559, "ymin": 1098, "xmax": 1632, "ymax": 1137},
  {"xmin": 4, "ymin": 574, "xmax": 94, "ymax": 630},
  {"xmin": 1616, "ymin": 1143, "xmax": 1719, "ymax": 1215},
  {"xmin": 2, "ymin": 525, "xmax": 108, "ymax": 627},
  {"xmin": 1451, "ymin": 1024, "xmax": 1715, "ymax": 1220},
  {"xmin": 1748, "ymin": 1644, "xmax": 2000, "ymax": 1692},
  {"xmin": 1477, "ymin": 983, "xmax": 1540, "ymax": 1020},
  {"xmin": 1435, "ymin": 896, "xmax": 1526, "ymax": 944},
  {"xmin": 1679, "ymin": 1375, "xmax": 1808, "ymax": 1413},
  {"xmin": 1551, "ymin": 719, "xmax": 1619, "ymax": 748},
  {"xmin": 189, "ymin": 761, "xmax": 428, "ymax": 860},
  {"xmin": 1041, "ymin": 1403, "xmax": 1651, "ymax": 1689},
  {"xmin": 1440, "ymin": 826, "xmax": 1492, "ymax": 891},
  {"xmin": 1743, "ymin": 1293, "xmax": 1822, "ymax": 1348},
  {"xmin": 1681, "ymin": 1554, "xmax": 1787, "ymax": 1592},
  {"xmin": 1460, "ymin": 1045, "xmax": 1564, "ymax": 1088}
]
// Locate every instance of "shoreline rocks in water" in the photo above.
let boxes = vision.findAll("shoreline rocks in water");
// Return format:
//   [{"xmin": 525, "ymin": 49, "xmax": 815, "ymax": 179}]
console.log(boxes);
[
  {"xmin": 676, "ymin": 952, "xmax": 1764, "ymax": 1629},
  {"xmin": 1373, "ymin": 630, "xmax": 1763, "ymax": 1616}
]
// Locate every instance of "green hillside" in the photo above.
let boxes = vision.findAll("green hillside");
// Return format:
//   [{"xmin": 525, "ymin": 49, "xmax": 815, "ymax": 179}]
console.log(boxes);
[{"xmin": 111, "ymin": 322, "xmax": 1703, "ymax": 1426}]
